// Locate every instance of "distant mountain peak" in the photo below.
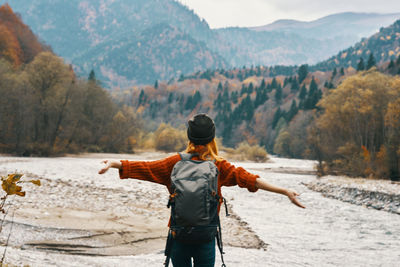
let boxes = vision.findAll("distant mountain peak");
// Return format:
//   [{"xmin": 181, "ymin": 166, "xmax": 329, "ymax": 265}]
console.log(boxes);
[{"xmin": 250, "ymin": 12, "xmax": 400, "ymax": 34}]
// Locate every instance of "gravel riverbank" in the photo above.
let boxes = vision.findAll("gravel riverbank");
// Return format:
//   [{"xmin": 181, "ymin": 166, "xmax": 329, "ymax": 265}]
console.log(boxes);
[
  {"xmin": 305, "ymin": 175, "xmax": 400, "ymax": 215},
  {"xmin": 0, "ymin": 154, "xmax": 399, "ymax": 266}
]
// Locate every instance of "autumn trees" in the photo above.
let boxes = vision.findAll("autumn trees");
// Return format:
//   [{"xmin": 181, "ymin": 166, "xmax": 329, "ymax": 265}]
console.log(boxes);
[
  {"xmin": 0, "ymin": 6, "xmax": 142, "ymax": 155},
  {"xmin": 0, "ymin": 52, "xmax": 140, "ymax": 156},
  {"xmin": 313, "ymin": 69, "xmax": 400, "ymax": 180}
]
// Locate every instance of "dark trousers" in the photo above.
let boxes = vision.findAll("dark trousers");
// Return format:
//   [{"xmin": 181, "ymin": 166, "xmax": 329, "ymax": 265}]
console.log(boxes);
[{"xmin": 171, "ymin": 239, "xmax": 216, "ymax": 267}]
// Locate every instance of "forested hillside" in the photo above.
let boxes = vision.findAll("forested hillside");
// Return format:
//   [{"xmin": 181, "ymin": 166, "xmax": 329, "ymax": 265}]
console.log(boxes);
[
  {"xmin": 3, "ymin": 0, "xmax": 225, "ymax": 86},
  {"xmin": 74, "ymin": 23, "xmax": 227, "ymax": 88},
  {"xmin": 0, "ymin": 3, "xmax": 398, "ymax": 180},
  {"xmin": 111, "ymin": 18, "xmax": 400, "ymax": 180},
  {"xmin": 314, "ymin": 19, "xmax": 400, "ymax": 71},
  {"xmin": 0, "ymin": 4, "xmax": 49, "ymax": 66},
  {"xmin": 114, "ymin": 64, "xmax": 334, "ymax": 153},
  {"xmin": 0, "ymin": 4, "xmax": 141, "ymax": 156},
  {"xmin": 5, "ymin": 0, "xmax": 399, "ymax": 86}
]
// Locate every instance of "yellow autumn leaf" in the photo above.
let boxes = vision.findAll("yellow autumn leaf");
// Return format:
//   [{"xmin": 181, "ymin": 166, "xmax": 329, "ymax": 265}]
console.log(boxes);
[
  {"xmin": 1, "ymin": 174, "xmax": 26, "ymax": 196},
  {"xmin": 16, "ymin": 191, "xmax": 26, "ymax": 197},
  {"xmin": 2, "ymin": 182, "xmax": 24, "ymax": 196},
  {"xmin": 30, "ymin": 180, "xmax": 41, "ymax": 186},
  {"xmin": 8, "ymin": 173, "xmax": 23, "ymax": 183}
]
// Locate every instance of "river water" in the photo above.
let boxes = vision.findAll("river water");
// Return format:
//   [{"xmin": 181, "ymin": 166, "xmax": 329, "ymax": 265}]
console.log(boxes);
[
  {"xmin": 0, "ymin": 154, "xmax": 399, "ymax": 267},
  {"xmin": 224, "ymin": 157, "xmax": 400, "ymax": 267}
]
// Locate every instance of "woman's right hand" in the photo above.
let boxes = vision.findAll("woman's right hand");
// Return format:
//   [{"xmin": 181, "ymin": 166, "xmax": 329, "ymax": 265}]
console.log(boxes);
[
  {"xmin": 98, "ymin": 160, "xmax": 122, "ymax": 174},
  {"xmin": 285, "ymin": 189, "xmax": 306, "ymax": 209},
  {"xmin": 98, "ymin": 160, "xmax": 111, "ymax": 174}
]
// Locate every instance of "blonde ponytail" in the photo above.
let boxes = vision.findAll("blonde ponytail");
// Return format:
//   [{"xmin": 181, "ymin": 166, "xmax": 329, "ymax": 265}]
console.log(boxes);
[{"xmin": 185, "ymin": 138, "xmax": 223, "ymax": 161}]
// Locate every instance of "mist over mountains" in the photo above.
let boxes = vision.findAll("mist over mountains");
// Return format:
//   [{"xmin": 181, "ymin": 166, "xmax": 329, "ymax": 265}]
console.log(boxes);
[{"xmin": 3, "ymin": 0, "xmax": 399, "ymax": 86}]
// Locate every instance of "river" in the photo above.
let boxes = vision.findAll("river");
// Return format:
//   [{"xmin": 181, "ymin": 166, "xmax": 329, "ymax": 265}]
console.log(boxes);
[
  {"xmin": 0, "ymin": 154, "xmax": 399, "ymax": 267},
  {"xmin": 226, "ymin": 157, "xmax": 400, "ymax": 267}
]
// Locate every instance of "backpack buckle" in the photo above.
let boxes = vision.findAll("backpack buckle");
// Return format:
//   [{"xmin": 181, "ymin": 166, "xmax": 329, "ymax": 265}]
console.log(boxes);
[{"xmin": 167, "ymin": 192, "xmax": 177, "ymax": 208}]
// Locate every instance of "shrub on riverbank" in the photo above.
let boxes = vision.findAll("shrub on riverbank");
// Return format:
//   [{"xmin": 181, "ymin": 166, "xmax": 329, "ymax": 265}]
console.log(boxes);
[
  {"xmin": 153, "ymin": 123, "xmax": 187, "ymax": 152},
  {"xmin": 224, "ymin": 141, "xmax": 268, "ymax": 162}
]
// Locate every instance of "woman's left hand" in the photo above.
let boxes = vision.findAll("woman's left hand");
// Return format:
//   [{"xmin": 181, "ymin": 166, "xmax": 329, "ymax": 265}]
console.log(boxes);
[{"xmin": 286, "ymin": 190, "xmax": 306, "ymax": 209}]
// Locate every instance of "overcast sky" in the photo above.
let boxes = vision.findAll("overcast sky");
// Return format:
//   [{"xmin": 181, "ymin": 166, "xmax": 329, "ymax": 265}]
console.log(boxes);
[{"xmin": 177, "ymin": 0, "xmax": 400, "ymax": 28}]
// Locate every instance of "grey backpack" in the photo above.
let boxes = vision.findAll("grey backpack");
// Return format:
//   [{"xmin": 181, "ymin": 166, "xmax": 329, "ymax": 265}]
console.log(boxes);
[{"xmin": 164, "ymin": 153, "xmax": 227, "ymax": 266}]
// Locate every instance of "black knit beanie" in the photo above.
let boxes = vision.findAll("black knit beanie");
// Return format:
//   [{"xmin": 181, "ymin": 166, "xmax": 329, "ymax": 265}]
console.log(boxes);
[{"xmin": 187, "ymin": 113, "xmax": 215, "ymax": 145}]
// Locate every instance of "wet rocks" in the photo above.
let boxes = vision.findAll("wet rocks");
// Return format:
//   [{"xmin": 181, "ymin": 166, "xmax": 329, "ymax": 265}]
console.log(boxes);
[{"xmin": 306, "ymin": 176, "xmax": 400, "ymax": 215}]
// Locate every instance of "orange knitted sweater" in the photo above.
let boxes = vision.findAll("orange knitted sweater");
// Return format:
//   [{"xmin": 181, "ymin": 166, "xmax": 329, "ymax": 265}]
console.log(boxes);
[{"xmin": 119, "ymin": 154, "xmax": 259, "ymax": 199}]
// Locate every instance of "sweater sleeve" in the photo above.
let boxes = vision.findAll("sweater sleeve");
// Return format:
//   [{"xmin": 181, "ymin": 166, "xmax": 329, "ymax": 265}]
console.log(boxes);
[
  {"xmin": 119, "ymin": 154, "xmax": 181, "ymax": 188},
  {"xmin": 217, "ymin": 160, "xmax": 259, "ymax": 192}
]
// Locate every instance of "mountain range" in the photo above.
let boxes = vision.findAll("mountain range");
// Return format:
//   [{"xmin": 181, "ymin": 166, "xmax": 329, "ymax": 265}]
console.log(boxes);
[
  {"xmin": 2, "ymin": 0, "xmax": 400, "ymax": 86},
  {"xmin": 313, "ymin": 19, "xmax": 400, "ymax": 71}
]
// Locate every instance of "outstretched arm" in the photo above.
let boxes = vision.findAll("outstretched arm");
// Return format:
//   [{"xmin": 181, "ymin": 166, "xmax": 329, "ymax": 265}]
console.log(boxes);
[
  {"xmin": 255, "ymin": 178, "xmax": 305, "ymax": 209},
  {"xmin": 97, "ymin": 154, "xmax": 181, "ymax": 187},
  {"xmin": 98, "ymin": 160, "xmax": 121, "ymax": 174}
]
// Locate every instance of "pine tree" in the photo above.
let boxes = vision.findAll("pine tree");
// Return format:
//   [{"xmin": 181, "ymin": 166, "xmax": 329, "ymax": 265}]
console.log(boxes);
[
  {"xmin": 217, "ymin": 82, "xmax": 223, "ymax": 92},
  {"xmin": 178, "ymin": 94, "xmax": 185, "ymax": 113},
  {"xmin": 223, "ymin": 101, "xmax": 232, "ymax": 114},
  {"xmin": 214, "ymin": 93, "xmax": 223, "ymax": 109},
  {"xmin": 254, "ymin": 86, "xmax": 268, "ymax": 107},
  {"xmin": 249, "ymin": 67, "xmax": 255, "ymax": 77},
  {"xmin": 340, "ymin": 67, "xmax": 345, "ymax": 76},
  {"xmin": 299, "ymin": 84, "xmax": 307, "ymax": 100},
  {"xmin": 366, "ymin": 53, "xmax": 376, "ymax": 70},
  {"xmin": 357, "ymin": 58, "xmax": 365, "ymax": 71},
  {"xmin": 222, "ymin": 118, "xmax": 233, "ymax": 145},
  {"xmin": 231, "ymin": 91, "xmax": 238, "ymax": 104},
  {"xmin": 309, "ymin": 77, "xmax": 318, "ymax": 96},
  {"xmin": 298, "ymin": 64, "xmax": 308, "ymax": 84},
  {"xmin": 331, "ymin": 68, "xmax": 337, "ymax": 79},
  {"xmin": 224, "ymin": 81, "xmax": 230, "ymax": 91},
  {"xmin": 275, "ymin": 84, "xmax": 282, "ymax": 103},
  {"xmin": 260, "ymin": 78, "xmax": 266, "ymax": 89},
  {"xmin": 272, "ymin": 107, "xmax": 281, "ymax": 129},
  {"xmin": 388, "ymin": 59, "xmax": 395, "ymax": 69},
  {"xmin": 291, "ymin": 77, "xmax": 299, "ymax": 92},
  {"xmin": 324, "ymin": 81, "xmax": 334, "ymax": 89},
  {"xmin": 248, "ymin": 82, "xmax": 254, "ymax": 94},
  {"xmin": 223, "ymin": 88, "xmax": 229, "ymax": 100},
  {"xmin": 193, "ymin": 91, "xmax": 202, "ymax": 107},
  {"xmin": 286, "ymin": 100, "xmax": 298, "ymax": 122},
  {"xmin": 154, "ymin": 80, "xmax": 158, "ymax": 89},
  {"xmin": 168, "ymin": 92, "xmax": 174, "ymax": 103},
  {"xmin": 304, "ymin": 78, "xmax": 321, "ymax": 110},
  {"xmin": 244, "ymin": 94, "xmax": 254, "ymax": 121},
  {"xmin": 238, "ymin": 70, "xmax": 245, "ymax": 81},
  {"xmin": 138, "ymin": 89, "xmax": 147, "ymax": 106},
  {"xmin": 240, "ymin": 84, "xmax": 246, "ymax": 95},
  {"xmin": 283, "ymin": 77, "xmax": 289, "ymax": 87},
  {"xmin": 88, "ymin": 70, "xmax": 96, "ymax": 81},
  {"xmin": 271, "ymin": 77, "xmax": 278, "ymax": 89},
  {"xmin": 185, "ymin": 95, "xmax": 193, "ymax": 110}
]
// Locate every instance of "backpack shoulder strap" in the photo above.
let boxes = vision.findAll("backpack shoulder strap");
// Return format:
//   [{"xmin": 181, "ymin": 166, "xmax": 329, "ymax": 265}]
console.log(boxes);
[{"xmin": 178, "ymin": 152, "xmax": 198, "ymax": 161}]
